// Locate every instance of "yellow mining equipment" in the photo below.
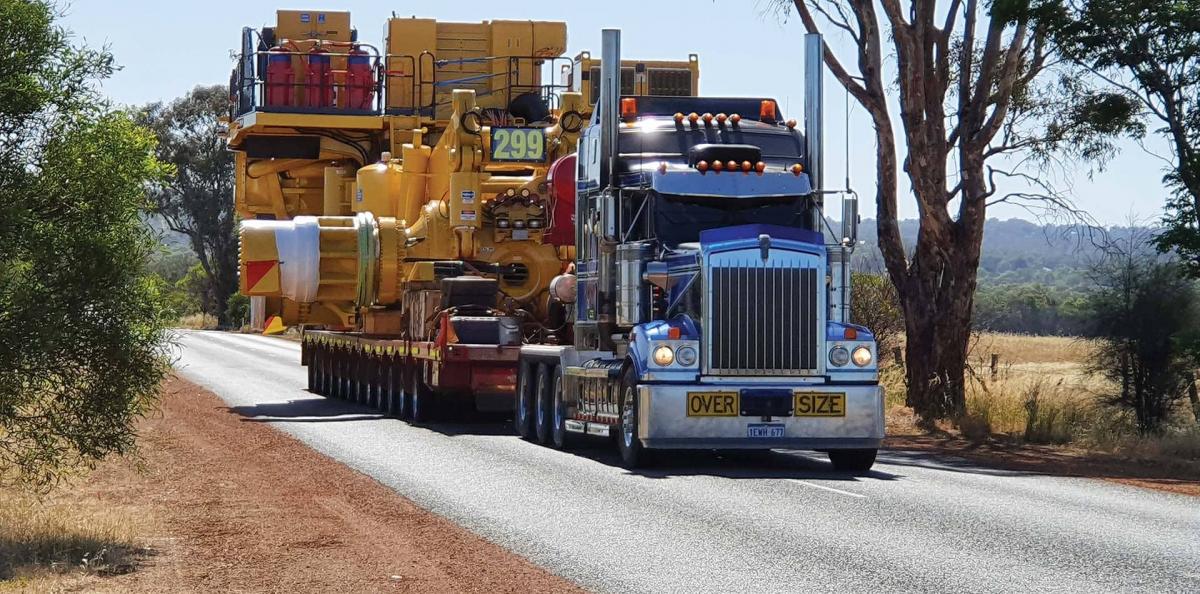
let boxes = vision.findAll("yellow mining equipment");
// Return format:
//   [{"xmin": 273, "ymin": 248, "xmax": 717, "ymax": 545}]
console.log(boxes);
[{"xmin": 227, "ymin": 10, "xmax": 698, "ymax": 332}]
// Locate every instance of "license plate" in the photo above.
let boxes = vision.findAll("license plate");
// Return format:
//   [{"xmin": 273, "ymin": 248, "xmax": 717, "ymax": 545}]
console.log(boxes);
[
  {"xmin": 747, "ymin": 423, "xmax": 785, "ymax": 438},
  {"xmin": 794, "ymin": 392, "xmax": 846, "ymax": 417},
  {"xmin": 686, "ymin": 391, "xmax": 738, "ymax": 416}
]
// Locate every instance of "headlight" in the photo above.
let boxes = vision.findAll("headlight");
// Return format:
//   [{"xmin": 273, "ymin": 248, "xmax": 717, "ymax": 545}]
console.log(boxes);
[
  {"xmin": 828, "ymin": 346, "xmax": 850, "ymax": 367},
  {"xmin": 653, "ymin": 345, "xmax": 674, "ymax": 366},
  {"xmin": 852, "ymin": 346, "xmax": 873, "ymax": 367},
  {"xmin": 676, "ymin": 346, "xmax": 697, "ymax": 367}
]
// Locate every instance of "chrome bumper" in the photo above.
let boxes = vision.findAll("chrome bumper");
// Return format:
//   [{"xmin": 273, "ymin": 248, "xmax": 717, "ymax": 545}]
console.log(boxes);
[{"xmin": 636, "ymin": 383, "xmax": 884, "ymax": 450}]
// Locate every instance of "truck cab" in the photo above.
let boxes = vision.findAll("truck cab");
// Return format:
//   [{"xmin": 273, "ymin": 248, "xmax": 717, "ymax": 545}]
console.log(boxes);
[{"xmin": 515, "ymin": 31, "xmax": 882, "ymax": 471}]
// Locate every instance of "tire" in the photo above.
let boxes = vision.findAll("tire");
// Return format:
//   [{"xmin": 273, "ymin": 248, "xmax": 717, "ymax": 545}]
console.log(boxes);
[
  {"xmin": 534, "ymin": 363, "xmax": 554, "ymax": 445},
  {"xmin": 514, "ymin": 359, "xmax": 536, "ymax": 440},
  {"xmin": 828, "ymin": 449, "xmax": 877, "ymax": 473},
  {"xmin": 616, "ymin": 366, "xmax": 648, "ymax": 468},
  {"xmin": 411, "ymin": 363, "xmax": 436, "ymax": 423},
  {"xmin": 306, "ymin": 345, "xmax": 316, "ymax": 392},
  {"xmin": 398, "ymin": 363, "xmax": 414, "ymax": 421},
  {"xmin": 383, "ymin": 362, "xmax": 396, "ymax": 415},
  {"xmin": 550, "ymin": 366, "xmax": 572, "ymax": 450}
]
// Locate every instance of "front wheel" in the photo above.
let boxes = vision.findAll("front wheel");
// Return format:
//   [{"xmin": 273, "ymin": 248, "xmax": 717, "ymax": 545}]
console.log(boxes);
[
  {"xmin": 828, "ymin": 449, "xmax": 877, "ymax": 473},
  {"xmin": 616, "ymin": 366, "xmax": 648, "ymax": 469}
]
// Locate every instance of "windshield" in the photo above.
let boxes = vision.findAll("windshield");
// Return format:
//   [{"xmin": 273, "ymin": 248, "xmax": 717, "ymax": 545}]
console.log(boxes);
[{"xmin": 651, "ymin": 192, "xmax": 814, "ymax": 248}]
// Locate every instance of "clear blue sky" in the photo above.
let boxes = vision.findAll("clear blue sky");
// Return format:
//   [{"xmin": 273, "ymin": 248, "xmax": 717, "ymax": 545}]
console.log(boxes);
[{"xmin": 62, "ymin": 0, "xmax": 1169, "ymax": 225}]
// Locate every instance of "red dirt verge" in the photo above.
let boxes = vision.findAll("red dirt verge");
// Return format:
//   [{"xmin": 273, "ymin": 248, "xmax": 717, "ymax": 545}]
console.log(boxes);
[{"xmin": 82, "ymin": 376, "xmax": 583, "ymax": 593}]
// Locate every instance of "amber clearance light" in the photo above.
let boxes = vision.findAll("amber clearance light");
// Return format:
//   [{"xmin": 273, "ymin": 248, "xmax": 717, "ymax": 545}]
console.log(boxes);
[{"xmin": 620, "ymin": 98, "xmax": 638, "ymax": 121}]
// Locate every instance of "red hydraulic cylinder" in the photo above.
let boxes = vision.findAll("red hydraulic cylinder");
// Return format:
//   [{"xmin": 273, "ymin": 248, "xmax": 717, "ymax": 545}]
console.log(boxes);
[
  {"xmin": 305, "ymin": 46, "xmax": 333, "ymax": 109},
  {"xmin": 345, "ymin": 46, "xmax": 374, "ymax": 111},
  {"xmin": 265, "ymin": 46, "xmax": 293, "ymax": 107}
]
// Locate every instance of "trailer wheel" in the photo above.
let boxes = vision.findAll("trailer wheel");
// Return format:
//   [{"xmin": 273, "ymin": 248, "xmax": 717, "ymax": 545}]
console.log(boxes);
[
  {"xmin": 534, "ymin": 363, "xmax": 555, "ymax": 445},
  {"xmin": 514, "ymin": 359, "xmax": 535, "ymax": 440},
  {"xmin": 331, "ymin": 348, "xmax": 343, "ymax": 399},
  {"xmin": 828, "ymin": 449, "xmax": 877, "ymax": 473},
  {"xmin": 398, "ymin": 362, "xmax": 414, "ymax": 420},
  {"xmin": 411, "ymin": 363, "xmax": 436, "ymax": 423},
  {"xmin": 306, "ymin": 344, "xmax": 316, "ymax": 392},
  {"xmin": 309, "ymin": 344, "xmax": 321, "ymax": 394},
  {"xmin": 617, "ymin": 366, "xmax": 649, "ymax": 469},
  {"xmin": 550, "ymin": 366, "xmax": 573, "ymax": 450}
]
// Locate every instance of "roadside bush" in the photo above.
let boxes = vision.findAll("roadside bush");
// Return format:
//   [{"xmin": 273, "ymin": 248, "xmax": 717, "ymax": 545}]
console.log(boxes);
[
  {"xmin": 851, "ymin": 272, "xmax": 904, "ymax": 363},
  {"xmin": 1083, "ymin": 240, "xmax": 1200, "ymax": 434},
  {"xmin": 0, "ymin": 0, "xmax": 171, "ymax": 488}
]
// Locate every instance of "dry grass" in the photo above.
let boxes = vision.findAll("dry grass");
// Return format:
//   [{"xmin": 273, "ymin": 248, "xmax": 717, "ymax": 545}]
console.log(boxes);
[
  {"xmin": 0, "ymin": 483, "xmax": 148, "ymax": 590},
  {"xmin": 885, "ymin": 332, "xmax": 1200, "ymax": 462},
  {"xmin": 176, "ymin": 313, "xmax": 217, "ymax": 330}
]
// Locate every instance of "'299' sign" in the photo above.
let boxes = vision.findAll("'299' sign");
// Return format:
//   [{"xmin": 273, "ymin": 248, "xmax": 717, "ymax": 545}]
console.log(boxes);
[{"xmin": 490, "ymin": 127, "xmax": 546, "ymax": 162}]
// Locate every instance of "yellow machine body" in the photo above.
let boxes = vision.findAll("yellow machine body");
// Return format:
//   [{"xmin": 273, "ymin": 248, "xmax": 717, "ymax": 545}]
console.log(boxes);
[{"xmin": 227, "ymin": 10, "xmax": 699, "ymax": 332}]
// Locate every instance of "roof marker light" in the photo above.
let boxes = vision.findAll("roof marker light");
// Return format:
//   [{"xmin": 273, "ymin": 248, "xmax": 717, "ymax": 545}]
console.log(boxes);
[
  {"xmin": 712, "ymin": 160, "xmax": 724, "ymax": 173},
  {"xmin": 786, "ymin": 119, "xmax": 797, "ymax": 129},
  {"xmin": 730, "ymin": 113, "xmax": 742, "ymax": 126},
  {"xmin": 755, "ymin": 161, "xmax": 766, "ymax": 175},
  {"xmin": 716, "ymin": 113, "xmax": 727, "ymax": 125},
  {"xmin": 760, "ymin": 100, "xmax": 778, "ymax": 122},
  {"xmin": 688, "ymin": 112, "xmax": 700, "ymax": 125},
  {"xmin": 741, "ymin": 161, "xmax": 752, "ymax": 173},
  {"xmin": 702, "ymin": 113, "xmax": 714, "ymax": 126},
  {"xmin": 696, "ymin": 160, "xmax": 709, "ymax": 174},
  {"xmin": 674, "ymin": 112, "xmax": 685, "ymax": 124},
  {"xmin": 621, "ymin": 97, "xmax": 638, "ymax": 121},
  {"xmin": 658, "ymin": 162, "xmax": 668, "ymax": 174},
  {"xmin": 791, "ymin": 163, "xmax": 804, "ymax": 176},
  {"xmin": 727, "ymin": 161, "xmax": 739, "ymax": 172}
]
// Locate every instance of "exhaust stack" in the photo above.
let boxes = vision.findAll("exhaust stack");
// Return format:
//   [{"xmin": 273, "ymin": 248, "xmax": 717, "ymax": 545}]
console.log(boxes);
[
  {"xmin": 599, "ymin": 28, "xmax": 621, "ymax": 189},
  {"xmin": 803, "ymin": 33, "xmax": 824, "ymax": 197}
]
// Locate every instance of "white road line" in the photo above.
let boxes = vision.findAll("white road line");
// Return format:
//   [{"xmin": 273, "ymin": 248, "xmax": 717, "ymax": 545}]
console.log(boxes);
[{"xmin": 788, "ymin": 479, "xmax": 867, "ymax": 499}]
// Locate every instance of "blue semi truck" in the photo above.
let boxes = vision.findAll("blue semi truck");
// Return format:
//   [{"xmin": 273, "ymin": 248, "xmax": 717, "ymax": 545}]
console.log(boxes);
[{"xmin": 514, "ymin": 30, "xmax": 883, "ymax": 470}]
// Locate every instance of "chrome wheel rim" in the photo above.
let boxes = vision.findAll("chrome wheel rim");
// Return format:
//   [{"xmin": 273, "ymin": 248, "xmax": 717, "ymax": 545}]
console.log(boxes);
[{"xmin": 553, "ymin": 375, "xmax": 563, "ymax": 437}]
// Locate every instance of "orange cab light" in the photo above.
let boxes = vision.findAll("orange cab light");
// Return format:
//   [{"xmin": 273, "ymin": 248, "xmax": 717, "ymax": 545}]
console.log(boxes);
[
  {"xmin": 667, "ymin": 327, "xmax": 682, "ymax": 340},
  {"xmin": 755, "ymin": 161, "xmax": 766, "ymax": 174},
  {"xmin": 741, "ymin": 161, "xmax": 752, "ymax": 173},
  {"xmin": 658, "ymin": 162, "xmax": 668, "ymax": 174},
  {"xmin": 727, "ymin": 161, "xmax": 739, "ymax": 172},
  {"xmin": 674, "ymin": 112, "xmax": 685, "ymax": 124},
  {"xmin": 730, "ymin": 113, "xmax": 742, "ymax": 126},
  {"xmin": 786, "ymin": 119, "xmax": 797, "ymax": 129},
  {"xmin": 688, "ymin": 112, "xmax": 700, "ymax": 125},
  {"xmin": 791, "ymin": 163, "xmax": 804, "ymax": 176},
  {"xmin": 712, "ymin": 160, "xmax": 724, "ymax": 172},
  {"xmin": 844, "ymin": 327, "xmax": 858, "ymax": 340},
  {"xmin": 716, "ymin": 113, "xmax": 728, "ymax": 125},
  {"xmin": 702, "ymin": 113, "xmax": 714, "ymax": 126},
  {"xmin": 621, "ymin": 98, "xmax": 638, "ymax": 120},
  {"xmin": 760, "ymin": 100, "xmax": 778, "ymax": 122},
  {"xmin": 696, "ymin": 160, "xmax": 709, "ymax": 173}
]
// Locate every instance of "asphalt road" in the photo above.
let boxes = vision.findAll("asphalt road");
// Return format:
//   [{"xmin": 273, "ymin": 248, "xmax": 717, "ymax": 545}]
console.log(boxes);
[{"xmin": 175, "ymin": 331, "xmax": 1200, "ymax": 593}]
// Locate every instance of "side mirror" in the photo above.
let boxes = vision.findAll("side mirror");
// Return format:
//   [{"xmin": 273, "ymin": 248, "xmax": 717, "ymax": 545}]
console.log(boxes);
[{"xmin": 841, "ymin": 194, "xmax": 859, "ymax": 246}]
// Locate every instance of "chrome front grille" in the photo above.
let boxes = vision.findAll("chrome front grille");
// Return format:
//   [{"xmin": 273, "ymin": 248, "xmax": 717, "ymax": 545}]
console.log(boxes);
[{"xmin": 706, "ymin": 258, "xmax": 820, "ymax": 376}]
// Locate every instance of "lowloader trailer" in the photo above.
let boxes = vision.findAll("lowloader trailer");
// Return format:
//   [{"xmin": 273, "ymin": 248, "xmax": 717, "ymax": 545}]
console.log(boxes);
[{"xmin": 237, "ymin": 24, "xmax": 881, "ymax": 470}]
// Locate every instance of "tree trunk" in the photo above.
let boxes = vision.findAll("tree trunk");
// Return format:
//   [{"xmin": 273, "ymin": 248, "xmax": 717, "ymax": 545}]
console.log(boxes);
[{"xmin": 901, "ymin": 251, "xmax": 977, "ymax": 421}]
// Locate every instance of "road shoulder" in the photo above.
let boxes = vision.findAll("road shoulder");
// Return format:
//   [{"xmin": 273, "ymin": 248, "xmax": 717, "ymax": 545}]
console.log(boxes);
[{"xmin": 54, "ymin": 375, "xmax": 583, "ymax": 593}]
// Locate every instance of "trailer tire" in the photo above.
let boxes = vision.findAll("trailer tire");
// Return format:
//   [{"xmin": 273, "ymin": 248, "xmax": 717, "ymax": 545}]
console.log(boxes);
[
  {"xmin": 514, "ymin": 359, "xmax": 536, "ymax": 440},
  {"xmin": 398, "ymin": 363, "xmax": 414, "ymax": 420},
  {"xmin": 617, "ymin": 366, "xmax": 649, "ymax": 468},
  {"xmin": 550, "ymin": 366, "xmax": 573, "ymax": 450},
  {"xmin": 828, "ymin": 449, "xmax": 877, "ymax": 473},
  {"xmin": 534, "ymin": 363, "xmax": 554, "ymax": 445},
  {"xmin": 411, "ymin": 363, "xmax": 436, "ymax": 423},
  {"xmin": 306, "ymin": 346, "xmax": 316, "ymax": 392}
]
